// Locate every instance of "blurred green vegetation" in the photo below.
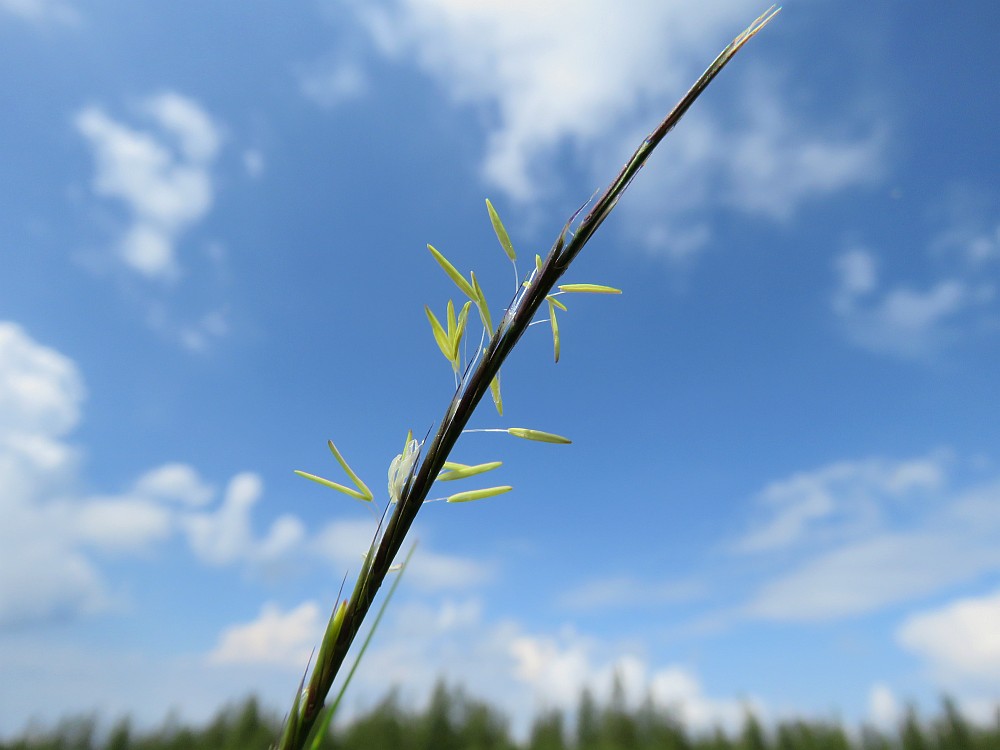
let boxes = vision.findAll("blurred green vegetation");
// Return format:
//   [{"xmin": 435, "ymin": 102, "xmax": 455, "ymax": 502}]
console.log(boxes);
[{"xmin": 2, "ymin": 682, "xmax": 997, "ymax": 750}]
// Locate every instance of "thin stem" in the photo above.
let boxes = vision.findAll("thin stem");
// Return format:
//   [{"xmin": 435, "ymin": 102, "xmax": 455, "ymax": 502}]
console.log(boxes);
[{"xmin": 276, "ymin": 9, "xmax": 778, "ymax": 748}]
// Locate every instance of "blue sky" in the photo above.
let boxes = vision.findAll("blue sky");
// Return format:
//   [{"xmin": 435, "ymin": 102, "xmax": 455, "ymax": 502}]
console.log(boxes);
[{"xmin": 2, "ymin": 0, "xmax": 999, "ymax": 739}]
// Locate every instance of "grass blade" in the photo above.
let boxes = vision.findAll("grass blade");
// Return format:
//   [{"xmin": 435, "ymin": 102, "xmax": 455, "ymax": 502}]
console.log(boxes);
[
  {"xmin": 427, "ymin": 244, "xmax": 476, "ymax": 300},
  {"xmin": 326, "ymin": 440, "xmax": 374, "ymax": 501},
  {"xmin": 486, "ymin": 198, "xmax": 516, "ymax": 262},
  {"xmin": 294, "ymin": 470, "xmax": 371, "ymax": 502}
]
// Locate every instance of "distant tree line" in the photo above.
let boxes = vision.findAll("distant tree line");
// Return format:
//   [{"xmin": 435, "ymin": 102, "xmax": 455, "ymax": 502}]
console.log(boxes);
[{"xmin": 3, "ymin": 680, "xmax": 998, "ymax": 750}]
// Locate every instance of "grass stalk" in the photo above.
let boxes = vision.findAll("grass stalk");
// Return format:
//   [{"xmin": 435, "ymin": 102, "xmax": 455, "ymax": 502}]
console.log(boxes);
[{"xmin": 275, "ymin": 8, "xmax": 779, "ymax": 748}]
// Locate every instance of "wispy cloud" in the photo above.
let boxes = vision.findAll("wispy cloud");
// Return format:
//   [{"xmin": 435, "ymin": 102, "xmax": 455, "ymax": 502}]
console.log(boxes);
[
  {"xmin": 744, "ymin": 530, "xmax": 1000, "ymax": 622},
  {"xmin": 832, "ymin": 192, "xmax": 1000, "ymax": 359},
  {"xmin": 298, "ymin": 59, "xmax": 367, "ymax": 109},
  {"xmin": 0, "ymin": 321, "xmax": 498, "ymax": 627},
  {"xmin": 929, "ymin": 185, "xmax": 1000, "ymax": 267},
  {"xmin": 358, "ymin": 0, "xmax": 763, "ymax": 200},
  {"xmin": 349, "ymin": 0, "xmax": 883, "ymax": 259},
  {"xmin": 733, "ymin": 454, "xmax": 945, "ymax": 554},
  {"xmin": 618, "ymin": 76, "xmax": 885, "ymax": 260},
  {"xmin": 0, "ymin": 323, "xmax": 281, "ymax": 625},
  {"xmin": 0, "ymin": 0, "xmax": 77, "ymax": 24},
  {"xmin": 733, "ymin": 453, "xmax": 1000, "ymax": 621},
  {"xmin": 145, "ymin": 301, "xmax": 231, "ymax": 353},
  {"xmin": 832, "ymin": 247, "xmax": 986, "ymax": 359},
  {"xmin": 933, "ymin": 219, "xmax": 1000, "ymax": 267},
  {"xmin": 182, "ymin": 473, "xmax": 306, "ymax": 568},
  {"xmin": 75, "ymin": 92, "xmax": 223, "ymax": 281},
  {"xmin": 337, "ymin": 596, "xmax": 757, "ymax": 738}
]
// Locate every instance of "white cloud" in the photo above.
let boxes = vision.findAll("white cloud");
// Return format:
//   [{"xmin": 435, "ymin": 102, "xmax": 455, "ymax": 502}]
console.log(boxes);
[
  {"xmin": 339, "ymin": 596, "xmax": 755, "ymax": 740},
  {"xmin": 75, "ymin": 92, "xmax": 222, "ymax": 281},
  {"xmin": 897, "ymin": 588, "xmax": 1000, "ymax": 683},
  {"xmin": 142, "ymin": 93, "xmax": 221, "ymax": 163},
  {"xmin": 0, "ymin": 323, "xmax": 494, "ymax": 632},
  {"xmin": 833, "ymin": 238, "xmax": 998, "ymax": 359},
  {"xmin": 345, "ymin": 598, "xmax": 511, "ymax": 704},
  {"xmin": 0, "ymin": 322, "xmax": 104, "ymax": 625},
  {"xmin": 0, "ymin": 535, "xmax": 106, "ymax": 627},
  {"xmin": 935, "ymin": 220, "xmax": 1000, "ymax": 266},
  {"xmin": 406, "ymin": 547, "xmax": 496, "ymax": 591},
  {"xmin": 745, "ymin": 531, "xmax": 1000, "ymax": 622},
  {"xmin": 74, "ymin": 498, "xmax": 173, "ymax": 553},
  {"xmin": 508, "ymin": 622, "xmax": 756, "ymax": 733},
  {"xmin": 650, "ymin": 666, "xmax": 754, "ymax": 730},
  {"xmin": 311, "ymin": 518, "xmax": 496, "ymax": 592},
  {"xmin": 0, "ymin": 635, "xmax": 319, "ymax": 737},
  {"xmin": 119, "ymin": 223, "xmax": 174, "ymax": 277},
  {"xmin": 311, "ymin": 517, "xmax": 380, "ymax": 569},
  {"xmin": 734, "ymin": 455, "xmax": 945, "ymax": 554},
  {"xmin": 726, "ymin": 108, "xmax": 882, "ymax": 219},
  {"xmin": 359, "ymin": 0, "xmax": 761, "ymax": 200},
  {"xmin": 0, "ymin": 323, "xmax": 84, "ymax": 439},
  {"xmin": 183, "ymin": 474, "xmax": 261, "ymax": 565},
  {"xmin": 134, "ymin": 462, "xmax": 214, "ymax": 507},
  {"xmin": 620, "ymin": 76, "xmax": 885, "ymax": 259},
  {"xmin": 183, "ymin": 473, "xmax": 306, "ymax": 567},
  {"xmin": 509, "ymin": 629, "xmax": 606, "ymax": 707},
  {"xmin": 737, "ymin": 453, "xmax": 1000, "ymax": 621},
  {"xmin": 352, "ymin": 1, "xmax": 883, "ymax": 258},
  {"xmin": 0, "ymin": 0, "xmax": 77, "ymax": 23},
  {"xmin": 0, "ymin": 321, "xmax": 315, "ymax": 626},
  {"xmin": 2, "ymin": 593, "xmax": 757, "ymax": 740},
  {"xmin": 208, "ymin": 601, "xmax": 323, "ymax": 667},
  {"xmin": 434, "ymin": 597, "xmax": 482, "ymax": 630},
  {"xmin": 929, "ymin": 186, "xmax": 1000, "ymax": 267},
  {"xmin": 833, "ymin": 249, "xmax": 973, "ymax": 358},
  {"xmin": 867, "ymin": 683, "xmax": 901, "ymax": 730}
]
